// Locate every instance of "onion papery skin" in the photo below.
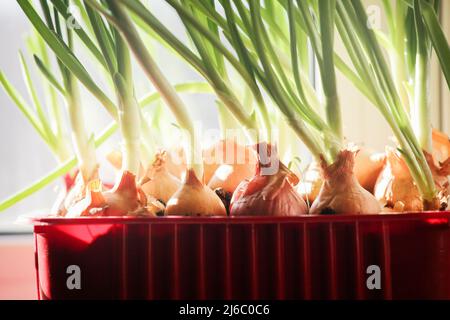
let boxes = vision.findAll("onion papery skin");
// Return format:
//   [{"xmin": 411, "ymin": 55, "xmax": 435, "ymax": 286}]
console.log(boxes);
[
  {"xmin": 65, "ymin": 171, "xmax": 161, "ymax": 217},
  {"xmin": 230, "ymin": 143, "xmax": 308, "ymax": 217},
  {"xmin": 165, "ymin": 169, "xmax": 227, "ymax": 216},
  {"xmin": 298, "ymin": 148, "xmax": 385, "ymax": 204},
  {"xmin": 374, "ymin": 149, "xmax": 423, "ymax": 212},
  {"xmin": 354, "ymin": 148, "xmax": 386, "ymax": 193},
  {"xmin": 141, "ymin": 152, "xmax": 181, "ymax": 204},
  {"xmin": 208, "ymin": 162, "xmax": 255, "ymax": 194},
  {"xmin": 65, "ymin": 179, "xmax": 107, "ymax": 217},
  {"xmin": 203, "ymin": 139, "xmax": 257, "ymax": 186},
  {"xmin": 374, "ymin": 148, "xmax": 449, "ymax": 212},
  {"xmin": 102, "ymin": 170, "xmax": 156, "ymax": 216},
  {"xmin": 51, "ymin": 170, "xmax": 80, "ymax": 216},
  {"xmin": 310, "ymin": 149, "xmax": 381, "ymax": 215},
  {"xmin": 56, "ymin": 169, "xmax": 100, "ymax": 216},
  {"xmin": 432, "ymin": 129, "xmax": 450, "ymax": 197},
  {"xmin": 424, "ymin": 151, "xmax": 449, "ymax": 210},
  {"xmin": 297, "ymin": 161, "xmax": 322, "ymax": 204},
  {"xmin": 432, "ymin": 129, "xmax": 450, "ymax": 164}
]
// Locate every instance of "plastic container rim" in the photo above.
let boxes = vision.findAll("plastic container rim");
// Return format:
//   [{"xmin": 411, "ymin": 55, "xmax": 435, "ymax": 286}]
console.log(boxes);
[{"xmin": 28, "ymin": 211, "xmax": 450, "ymax": 226}]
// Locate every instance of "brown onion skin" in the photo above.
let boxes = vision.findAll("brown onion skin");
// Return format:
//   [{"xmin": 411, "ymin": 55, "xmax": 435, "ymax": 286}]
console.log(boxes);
[
  {"xmin": 65, "ymin": 171, "xmax": 156, "ymax": 217},
  {"xmin": 354, "ymin": 148, "xmax": 386, "ymax": 193},
  {"xmin": 165, "ymin": 169, "xmax": 227, "ymax": 216},
  {"xmin": 230, "ymin": 143, "xmax": 308, "ymax": 217},
  {"xmin": 102, "ymin": 171, "xmax": 149, "ymax": 216},
  {"xmin": 56, "ymin": 169, "xmax": 99, "ymax": 216},
  {"xmin": 374, "ymin": 149, "xmax": 424, "ymax": 212},
  {"xmin": 310, "ymin": 149, "xmax": 381, "ymax": 215},
  {"xmin": 203, "ymin": 139, "xmax": 257, "ymax": 185},
  {"xmin": 374, "ymin": 148, "xmax": 449, "ymax": 212},
  {"xmin": 141, "ymin": 152, "xmax": 181, "ymax": 204},
  {"xmin": 298, "ymin": 148, "xmax": 385, "ymax": 204},
  {"xmin": 432, "ymin": 129, "xmax": 450, "ymax": 197},
  {"xmin": 208, "ymin": 162, "xmax": 255, "ymax": 194},
  {"xmin": 432, "ymin": 129, "xmax": 450, "ymax": 164}
]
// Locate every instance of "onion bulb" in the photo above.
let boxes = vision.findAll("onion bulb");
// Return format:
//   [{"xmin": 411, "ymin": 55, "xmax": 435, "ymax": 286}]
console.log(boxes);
[
  {"xmin": 432, "ymin": 129, "xmax": 450, "ymax": 197},
  {"xmin": 65, "ymin": 171, "xmax": 163, "ymax": 217},
  {"xmin": 354, "ymin": 148, "xmax": 386, "ymax": 193},
  {"xmin": 230, "ymin": 143, "xmax": 308, "ymax": 217},
  {"xmin": 297, "ymin": 147, "xmax": 385, "ymax": 204},
  {"xmin": 165, "ymin": 168, "xmax": 227, "ymax": 216},
  {"xmin": 207, "ymin": 140, "xmax": 256, "ymax": 194},
  {"xmin": 203, "ymin": 139, "xmax": 257, "ymax": 186},
  {"xmin": 310, "ymin": 149, "xmax": 381, "ymax": 215},
  {"xmin": 432, "ymin": 129, "xmax": 450, "ymax": 164},
  {"xmin": 208, "ymin": 163, "xmax": 255, "ymax": 194},
  {"xmin": 374, "ymin": 147, "xmax": 449, "ymax": 212},
  {"xmin": 55, "ymin": 168, "xmax": 99, "ymax": 216},
  {"xmin": 140, "ymin": 151, "xmax": 181, "ymax": 204}
]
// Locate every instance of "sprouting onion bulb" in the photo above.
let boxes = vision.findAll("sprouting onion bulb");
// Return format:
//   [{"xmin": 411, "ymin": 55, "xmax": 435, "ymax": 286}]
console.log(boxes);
[
  {"xmin": 65, "ymin": 172, "xmax": 164, "ymax": 217},
  {"xmin": 375, "ymin": 146, "xmax": 449, "ymax": 212},
  {"xmin": 166, "ymin": 169, "xmax": 227, "ymax": 216},
  {"xmin": 230, "ymin": 143, "xmax": 308, "ymax": 217},
  {"xmin": 310, "ymin": 149, "xmax": 381, "ymax": 215},
  {"xmin": 375, "ymin": 148, "xmax": 425, "ymax": 212},
  {"xmin": 3, "ymin": 0, "xmax": 448, "ymax": 218},
  {"xmin": 297, "ymin": 148, "xmax": 386, "ymax": 204},
  {"xmin": 335, "ymin": 0, "xmax": 444, "ymax": 210}
]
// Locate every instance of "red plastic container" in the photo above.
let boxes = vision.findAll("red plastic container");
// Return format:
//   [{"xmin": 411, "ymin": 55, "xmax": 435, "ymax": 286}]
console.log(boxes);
[{"xmin": 32, "ymin": 212, "xmax": 450, "ymax": 300}]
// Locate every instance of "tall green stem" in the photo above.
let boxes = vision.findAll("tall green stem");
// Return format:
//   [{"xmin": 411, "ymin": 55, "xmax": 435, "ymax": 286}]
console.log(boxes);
[
  {"xmin": 65, "ymin": 79, "xmax": 97, "ymax": 181},
  {"xmin": 318, "ymin": 0, "xmax": 342, "ymax": 148},
  {"xmin": 108, "ymin": 2, "xmax": 203, "ymax": 179},
  {"xmin": 412, "ymin": 55, "xmax": 432, "ymax": 152},
  {"xmin": 412, "ymin": 0, "xmax": 432, "ymax": 153}
]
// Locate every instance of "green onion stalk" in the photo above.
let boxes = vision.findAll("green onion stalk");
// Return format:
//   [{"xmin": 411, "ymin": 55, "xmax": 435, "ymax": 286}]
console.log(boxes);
[
  {"xmin": 420, "ymin": 1, "xmax": 450, "ymax": 90},
  {"xmin": 0, "ymin": 41, "xmax": 71, "ymax": 164},
  {"xmin": 113, "ymin": 0, "xmax": 327, "ymax": 206},
  {"xmin": 380, "ymin": 0, "xmax": 437, "ymax": 152},
  {"xmin": 16, "ymin": 0, "xmax": 207, "ymax": 216},
  {"xmin": 0, "ymin": 81, "xmax": 211, "ymax": 212},
  {"xmin": 82, "ymin": 1, "xmax": 142, "ymax": 175},
  {"xmin": 115, "ymin": 0, "xmax": 340, "ymax": 161},
  {"xmin": 87, "ymin": 0, "xmax": 204, "ymax": 180},
  {"xmin": 124, "ymin": 0, "xmax": 381, "ymax": 215},
  {"xmin": 117, "ymin": 0, "xmax": 272, "ymax": 145},
  {"xmin": 0, "ymin": 0, "xmax": 212, "ymax": 212},
  {"xmin": 175, "ymin": 0, "xmax": 341, "ymax": 164},
  {"xmin": 20, "ymin": 0, "xmax": 99, "ymax": 187},
  {"xmin": 335, "ymin": 0, "xmax": 447, "ymax": 210},
  {"xmin": 86, "ymin": 0, "xmax": 227, "ymax": 216},
  {"xmin": 239, "ymin": 0, "xmax": 380, "ymax": 215}
]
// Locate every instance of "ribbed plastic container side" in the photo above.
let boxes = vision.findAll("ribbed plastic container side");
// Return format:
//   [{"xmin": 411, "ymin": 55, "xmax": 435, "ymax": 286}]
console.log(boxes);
[{"xmin": 33, "ymin": 213, "xmax": 450, "ymax": 300}]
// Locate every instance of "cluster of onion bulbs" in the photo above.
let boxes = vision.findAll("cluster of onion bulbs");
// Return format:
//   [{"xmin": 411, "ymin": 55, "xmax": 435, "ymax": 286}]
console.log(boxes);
[{"xmin": 54, "ymin": 129, "xmax": 449, "ymax": 217}]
